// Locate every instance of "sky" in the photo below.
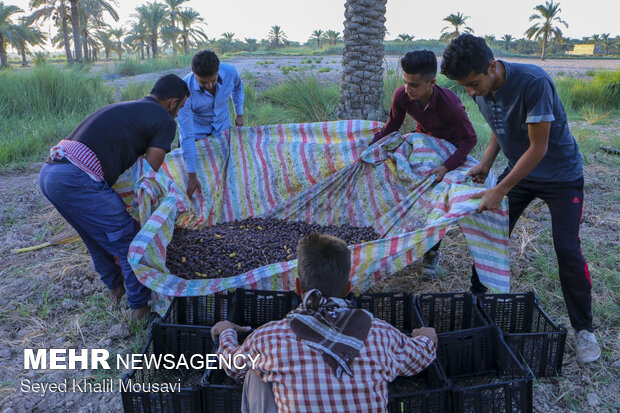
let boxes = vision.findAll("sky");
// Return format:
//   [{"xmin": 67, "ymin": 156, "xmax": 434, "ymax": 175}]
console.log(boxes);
[{"xmin": 7, "ymin": 0, "xmax": 620, "ymax": 48}]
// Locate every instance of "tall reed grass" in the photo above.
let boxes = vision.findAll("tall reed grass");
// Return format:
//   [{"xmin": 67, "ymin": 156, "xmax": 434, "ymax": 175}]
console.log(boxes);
[
  {"xmin": 0, "ymin": 66, "xmax": 113, "ymax": 166},
  {"xmin": 113, "ymin": 55, "xmax": 193, "ymax": 77}
]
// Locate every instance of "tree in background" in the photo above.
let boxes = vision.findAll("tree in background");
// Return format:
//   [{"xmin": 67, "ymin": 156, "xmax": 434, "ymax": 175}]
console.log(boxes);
[
  {"xmin": 324, "ymin": 29, "xmax": 340, "ymax": 45},
  {"xmin": 134, "ymin": 1, "xmax": 167, "ymax": 58},
  {"xmin": 30, "ymin": 0, "xmax": 73, "ymax": 63},
  {"xmin": 178, "ymin": 7, "xmax": 206, "ymax": 55},
  {"xmin": 439, "ymin": 12, "xmax": 473, "ymax": 42},
  {"xmin": 311, "ymin": 29, "xmax": 324, "ymax": 48},
  {"xmin": 599, "ymin": 33, "xmax": 612, "ymax": 56},
  {"xmin": 0, "ymin": 1, "xmax": 23, "ymax": 66},
  {"xmin": 268, "ymin": 25, "xmax": 286, "ymax": 49},
  {"xmin": 11, "ymin": 14, "xmax": 46, "ymax": 66},
  {"xmin": 95, "ymin": 28, "xmax": 113, "ymax": 59},
  {"xmin": 502, "ymin": 34, "xmax": 514, "ymax": 51},
  {"xmin": 108, "ymin": 25, "xmax": 123, "ymax": 59},
  {"xmin": 397, "ymin": 33, "xmax": 414, "ymax": 42},
  {"xmin": 525, "ymin": 0, "xmax": 568, "ymax": 60}
]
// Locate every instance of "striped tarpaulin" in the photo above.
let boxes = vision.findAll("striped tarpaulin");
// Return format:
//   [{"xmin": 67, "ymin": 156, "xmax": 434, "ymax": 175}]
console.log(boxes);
[{"xmin": 115, "ymin": 120, "xmax": 510, "ymax": 303}]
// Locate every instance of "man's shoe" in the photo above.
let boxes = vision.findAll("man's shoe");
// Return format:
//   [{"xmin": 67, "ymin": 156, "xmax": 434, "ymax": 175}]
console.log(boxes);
[
  {"xmin": 422, "ymin": 251, "xmax": 440, "ymax": 278},
  {"xmin": 129, "ymin": 306, "xmax": 152, "ymax": 324},
  {"xmin": 109, "ymin": 284, "xmax": 126, "ymax": 306},
  {"xmin": 575, "ymin": 330, "xmax": 601, "ymax": 364},
  {"xmin": 469, "ymin": 285, "xmax": 488, "ymax": 296}
]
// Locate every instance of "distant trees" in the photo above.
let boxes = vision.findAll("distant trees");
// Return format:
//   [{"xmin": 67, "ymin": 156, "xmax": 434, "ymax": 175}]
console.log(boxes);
[
  {"xmin": 268, "ymin": 25, "xmax": 286, "ymax": 49},
  {"xmin": 525, "ymin": 0, "xmax": 568, "ymax": 60},
  {"xmin": 440, "ymin": 12, "xmax": 473, "ymax": 42},
  {"xmin": 502, "ymin": 34, "xmax": 514, "ymax": 51},
  {"xmin": 311, "ymin": 29, "xmax": 324, "ymax": 48},
  {"xmin": 324, "ymin": 30, "xmax": 340, "ymax": 45},
  {"xmin": 397, "ymin": 33, "xmax": 414, "ymax": 42}
]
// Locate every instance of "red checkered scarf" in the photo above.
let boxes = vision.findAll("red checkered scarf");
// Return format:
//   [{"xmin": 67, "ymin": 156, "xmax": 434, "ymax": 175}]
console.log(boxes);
[{"xmin": 287, "ymin": 289, "xmax": 372, "ymax": 380}]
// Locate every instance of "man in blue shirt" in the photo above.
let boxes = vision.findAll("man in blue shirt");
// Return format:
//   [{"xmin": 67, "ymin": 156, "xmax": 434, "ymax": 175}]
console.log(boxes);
[
  {"xmin": 441, "ymin": 34, "xmax": 600, "ymax": 364},
  {"xmin": 178, "ymin": 50, "xmax": 244, "ymax": 197}
]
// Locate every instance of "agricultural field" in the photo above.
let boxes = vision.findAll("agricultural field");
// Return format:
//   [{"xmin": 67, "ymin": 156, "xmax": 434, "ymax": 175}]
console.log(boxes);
[{"xmin": 0, "ymin": 56, "xmax": 619, "ymax": 412}]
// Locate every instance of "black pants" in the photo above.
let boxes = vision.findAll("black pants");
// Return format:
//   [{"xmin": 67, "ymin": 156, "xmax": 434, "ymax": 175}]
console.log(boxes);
[{"xmin": 472, "ymin": 171, "xmax": 593, "ymax": 332}]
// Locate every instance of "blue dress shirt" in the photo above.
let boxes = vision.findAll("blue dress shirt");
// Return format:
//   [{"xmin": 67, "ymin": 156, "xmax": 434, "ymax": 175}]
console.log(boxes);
[{"xmin": 178, "ymin": 62, "xmax": 244, "ymax": 173}]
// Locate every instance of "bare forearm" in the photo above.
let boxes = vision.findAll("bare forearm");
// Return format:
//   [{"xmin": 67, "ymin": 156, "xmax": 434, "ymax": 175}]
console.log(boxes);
[
  {"xmin": 479, "ymin": 133, "xmax": 501, "ymax": 167},
  {"xmin": 495, "ymin": 145, "xmax": 547, "ymax": 195}
]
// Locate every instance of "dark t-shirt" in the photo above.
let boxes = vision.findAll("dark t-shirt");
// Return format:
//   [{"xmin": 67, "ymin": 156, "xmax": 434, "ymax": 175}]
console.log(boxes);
[
  {"xmin": 372, "ymin": 85, "xmax": 477, "ymax": 171},
  {"xmin": 474, "ymin": 61, "xmax": 582, "ymax": 182},
  {"xmin": 66, "ymin": 96, "xmax": 176, "ymax": 184}
]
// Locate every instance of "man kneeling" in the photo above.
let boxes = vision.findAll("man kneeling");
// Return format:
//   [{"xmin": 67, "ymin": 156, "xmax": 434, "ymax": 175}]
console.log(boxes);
[{"xmin": 212, "ymin": 233, "xmax": 437, "ymax": 412}]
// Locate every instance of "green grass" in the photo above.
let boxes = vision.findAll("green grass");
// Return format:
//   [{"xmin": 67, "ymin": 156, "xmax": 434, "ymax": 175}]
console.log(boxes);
[
  {"xmin": 555, "ymin": 68, "xmax": 620, "ymax": 115},
  {"xmin": 112, "ymin": 55, "xmax": 193, "ymax": 77},
  {"xmin": 0, "ymin": 66, "xmax": 113, "ymax": 167}
]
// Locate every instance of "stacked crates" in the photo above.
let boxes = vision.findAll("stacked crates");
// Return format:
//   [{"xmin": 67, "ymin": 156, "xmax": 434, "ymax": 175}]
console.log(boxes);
[{"xmin": 121, "ymin": 290, "xmax": 564, "ymax": 413}]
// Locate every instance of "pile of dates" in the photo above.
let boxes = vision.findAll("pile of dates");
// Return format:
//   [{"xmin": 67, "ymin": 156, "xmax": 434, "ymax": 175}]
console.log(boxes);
[{"xmin": 166, "ymin": 217, "xmax": 379, "ymax": 279}]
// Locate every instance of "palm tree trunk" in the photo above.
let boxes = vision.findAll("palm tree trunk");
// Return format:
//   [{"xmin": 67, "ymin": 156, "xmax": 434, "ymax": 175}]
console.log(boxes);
[
  {"xmin": 59, "ymin": 2, "xmax": 73, "ymax": 63},
  {"xmin": 70, "ymin": 0, "xmax": 83, "ymax": 62},
  {"xmin": 140, "ymin": 42, "xmax": 145, "ymax": 59},
  {"xmin": 146, "ymin": 45, "xmax": 150, "ymax": 58},
  {"xmin": 82, "ymin": 31, "xmax": 88, "ymax": 61},
  {"xmin": 0, "ymin": 37, "xmax": 8, "ymax": 67},
  {"xmin": 21, "ymin": 48, "xmax": 28, "ymax": 66},
  {"xmin": 151, "ymin": 37, "xmax": 158, "ymax": 58},
  {"xmin": 337, "ymin": 0, "xmax": 387, "ymax": 121},
  {"xmin": 182, "ymin": 35, "xmax": 188, "ymax": 55},
  {"xmin": 541, "ymin": 32, "xmax": 548, "ymax": 60}
]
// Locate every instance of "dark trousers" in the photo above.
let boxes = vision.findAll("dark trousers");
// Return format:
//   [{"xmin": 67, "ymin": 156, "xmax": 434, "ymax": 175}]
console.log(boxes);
[
  {"xmin": 472, "ymin": 171, "xmax": 592, "ymax": 331},
  {"xmin": 39, "ymin": 161, "xmax": 151, "ymax": 309}
]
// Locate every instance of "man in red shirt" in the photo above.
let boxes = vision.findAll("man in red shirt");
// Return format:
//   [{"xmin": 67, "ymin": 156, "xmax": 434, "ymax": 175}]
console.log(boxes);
[
  {"xmin": 211, "ymin": 233, "xmax": 437, "ymax": 413},
  {"xmin": 371, "ymin": 50, "xmax": 478, "ymax": 276}
]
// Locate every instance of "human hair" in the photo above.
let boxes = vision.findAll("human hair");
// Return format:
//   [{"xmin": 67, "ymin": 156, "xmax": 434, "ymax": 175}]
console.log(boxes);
[
  {"xmin": 400, "ymin": 50, "xmax": 437, "ymax": 80},
  {"xmin": 191, "ymin": 50, "xmax": 220, "ymax": 77},
  {"xmin": 149, "ymin": 74, "xmax": 190, "ymax": 100},
  {"xmin": 440, "ymin": 34, "xmax": 495, "ymax": 80},
  {"xmin": 296, "ymin": 233, "xmax": 351, "ymax": 298}
]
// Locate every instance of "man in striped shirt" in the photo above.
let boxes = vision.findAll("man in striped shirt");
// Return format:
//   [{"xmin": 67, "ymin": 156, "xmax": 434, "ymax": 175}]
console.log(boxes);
[
  {"xmin": 212, "ymin": 233, "xmax": 437, "ymax": 412},
  {"xmin": 39, "ymin": 74, "xmax": 189, "ymax": 323}
]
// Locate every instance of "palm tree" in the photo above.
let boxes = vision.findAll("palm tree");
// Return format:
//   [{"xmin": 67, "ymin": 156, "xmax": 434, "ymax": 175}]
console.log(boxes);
[
  {"xmin": 311, "ymin": 29, "xmax": 324, "ymax": 48},
  {"xmin": 67, "ymin": 0, "xmax": 118, "ymax": 63},
  {"xmin": 134, "ymin": 1, "xmax": 167, "ymax": 58},
  {"xmin": 324, "ymin": 29, "xmax": 340, "ymax": 45},
  {"xmin": 162, "ymin": 0, "xmax": 187, "ymax": 56},
  {"xmin": 600, "ymin": 33, "xmax": 612, "ymax": 56},
  {"xmin": 244, "ymin": 37, "xmax": 257, "ymax": 51},
  {"xmin": 30, "ymin": 0, "xmax": 73, "ymax": 63},
  {"xmin": 178, "ymin": 8, "xmax": 206, "ymax": 55},
  {"xmin": 108, "ymin": 26, "xmax": 124, "ymax": 59},
  {"xmin": 337, "ymin": 0, "xmax": 387, "ymax": 121},
  {"xmin": 502, "ymin": 34, "xmax": 514, "ymax": 51},
  {"xmin": 124, "ymin": 19, "xmax": 149, "ymax": 58},
  {"xmin": 12, "ymin": 15, "xmax": 46, "ymax": 66},
  {"xmin": 525, "ymin": 0, "xmax": 568, "ymax": 60},
  {"xmin": 221, "ymin": 32, "xmax": 235, "ymax": 41},
  {"xmin": 268, "ymin": 25, "xmax": 286, "ymax": 49},
  {"xmin": 397, "ymin": 33, "xmax": 414, "ymax": 42},
  {"xmin": 440, "ymin": 12, "xmax": 473, "ymax": 42},
  {"xmin": 0, "ymin": 2, "xmax": 23, "ymax": 67},
  {"xmin": 95, "ymin": 29, "xmax": 113, "ymax": 59}
]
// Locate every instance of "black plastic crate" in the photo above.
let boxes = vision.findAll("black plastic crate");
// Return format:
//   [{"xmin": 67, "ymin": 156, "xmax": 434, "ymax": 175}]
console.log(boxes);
[
  {"xmin": 477, "ymin": 292, "xmax": 567, "ymax": 377},
  {"xmin": 152, "ymin": 293, "xmax": 233, "ymax": 358},
  {"xmin": 355, "ymin": 292, "xmax": 414, "ymax": 333},
  {"xmin": 121, "ymin": 338, "xmax": 204, "ymax": 413},
  {"xmin": 437, "ymin": 326, "xmax": 533, "ymax": 413},
  {"xmin": 201, "ymin": 368, "xmax": 243, "ymax": 413},
  {"xmin": 388, "ymin": 361, "xmax": 451, "ymax": 413},
  {"xmin": 414, "ymin": 292, "xmax": 487, "ymax": 333},
  {"xmin": 230, "ymin": 288, "xmax": 300, "ymax": 329}
]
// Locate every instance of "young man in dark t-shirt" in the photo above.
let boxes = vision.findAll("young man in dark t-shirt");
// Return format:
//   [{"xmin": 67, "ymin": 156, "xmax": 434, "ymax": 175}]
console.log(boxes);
[
  {"xmin": 39, "ymin": 74, "xmax": 190, "ymax": 323},
  {"xmin": 371, "ymin": 50, "xmax": 478, "ymax": 277},
  {"xmin": 441, "ymin": 34, "xmax": 600, "ymax": 364}
]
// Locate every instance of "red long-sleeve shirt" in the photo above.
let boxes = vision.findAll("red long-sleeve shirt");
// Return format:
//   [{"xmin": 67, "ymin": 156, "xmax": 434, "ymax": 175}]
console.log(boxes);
[{"xmin": 372, "ymin": 85, "xmax": 477, "ymax": 171}]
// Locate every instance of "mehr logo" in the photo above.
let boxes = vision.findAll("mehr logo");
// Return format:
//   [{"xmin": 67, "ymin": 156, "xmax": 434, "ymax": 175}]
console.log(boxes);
[{"xmin": 24, "ymin": 349, "xmax": 110, "ymax": 370}]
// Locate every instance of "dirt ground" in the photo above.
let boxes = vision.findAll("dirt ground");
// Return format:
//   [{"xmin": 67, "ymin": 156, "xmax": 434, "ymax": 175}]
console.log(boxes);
[{"xmin": 0, "ymin": 59, "xmax": 618, "ymax": 412}]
